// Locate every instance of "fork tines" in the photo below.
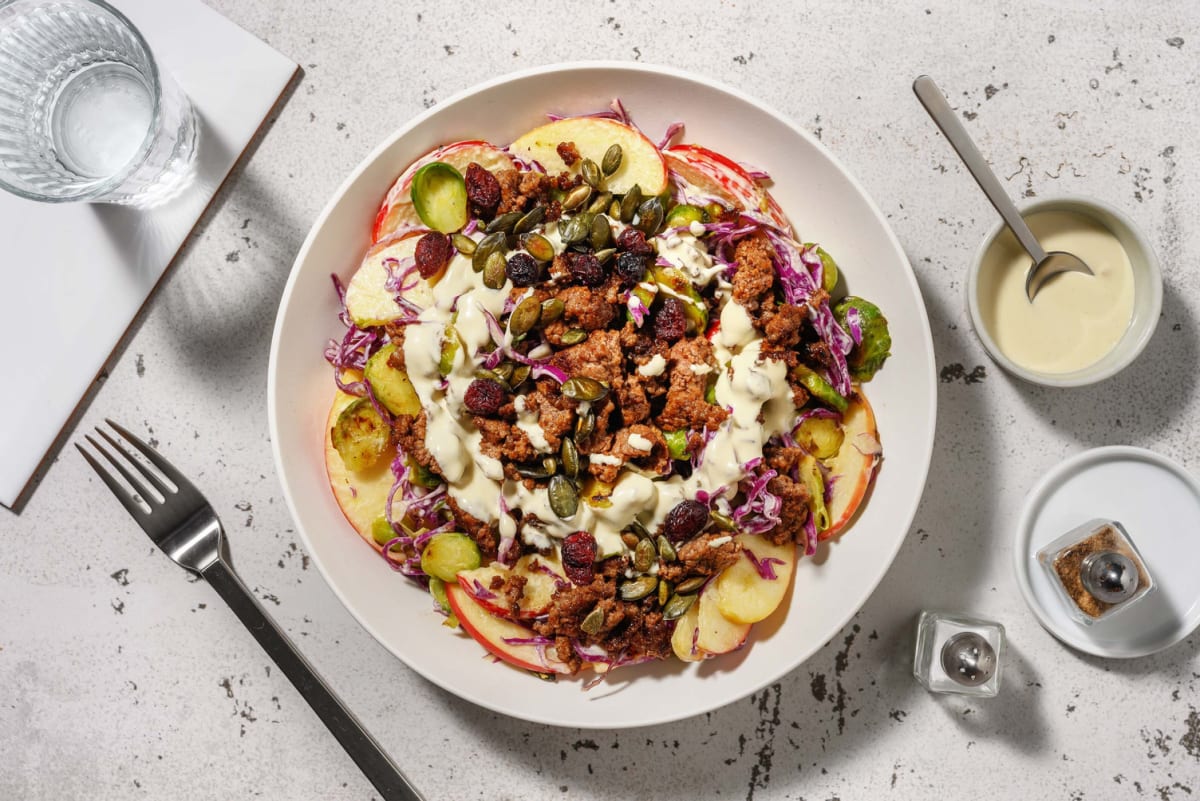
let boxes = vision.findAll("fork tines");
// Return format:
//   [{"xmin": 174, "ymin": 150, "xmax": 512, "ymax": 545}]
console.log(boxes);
[{"xmin": 76, "ymin": 419, "xmax": 181, "ymax": 518}]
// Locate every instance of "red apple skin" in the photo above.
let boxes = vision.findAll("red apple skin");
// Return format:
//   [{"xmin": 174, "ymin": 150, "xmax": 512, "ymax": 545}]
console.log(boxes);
[
  {"xmin": 820, "ymin": 391, "xmax": 880, "ymax": 541},
  {"xmin": 456, "ymin": 566, "xmax": 514, "ymax": 619},
  {"xmin": 444, "ymin": 582, "xmax": 570, "ymax": 674},
  {"xmin": 665, "ymin": 144, "xmax": 791, "ymax": 231}
]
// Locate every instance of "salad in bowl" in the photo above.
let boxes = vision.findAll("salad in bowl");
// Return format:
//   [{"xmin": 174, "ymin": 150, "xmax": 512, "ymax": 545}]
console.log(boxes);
[{"xmin": 322, "ymin": 101, "xmax": 892, "ymax": 682}]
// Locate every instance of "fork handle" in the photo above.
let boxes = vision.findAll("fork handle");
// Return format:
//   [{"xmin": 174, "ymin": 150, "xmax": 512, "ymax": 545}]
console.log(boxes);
[{"xmin": 202, "ymin": 560, "xmax": 424, "ymax": 801}]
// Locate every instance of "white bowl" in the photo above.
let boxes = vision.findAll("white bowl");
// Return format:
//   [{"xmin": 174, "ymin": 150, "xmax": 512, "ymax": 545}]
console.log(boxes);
[
  {"xmin": 966, "ymin": 195, "xmax": 1162, "ymax": 387},
  {"xmin": 267, "ymin": 62, "xmax": 937, "ymax": 728}
]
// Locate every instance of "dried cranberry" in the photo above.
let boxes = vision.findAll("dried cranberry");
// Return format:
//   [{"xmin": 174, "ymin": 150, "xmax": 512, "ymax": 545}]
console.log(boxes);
[
  {"xmin": 567, "ymin": 252, "xmax": 605, "ymax": 287},
  {"xmin": 465, "ymin": 162, "xmax": 501, "ymax": 214},
  {"xmin": 654, "ymin": 297, "xmax": 687, "ymax": 343},
  {"xmin": 617, "ymin": 227, "xmax": 653, "ymax": 255},
  {"xmin": 506, "ymin": 252, "xmax": 540, "ymax": 287},
  {"xmin": 464, "ymin": 378, "xmax": 506, "ymax": 415},
  {"xmin": 663, "ymin": 500, "xmax": 709, "ymax": 542},
  {"xmin": 414, "ymin": 232, "xmax": 453, "ymax": 279},
  {"xmin": 561, "ymin": 530, "xmax": 597, "ymax": 585},
  {"xmin": 614, "ymin": 252, "xmax": 647, "ymax": 286}
]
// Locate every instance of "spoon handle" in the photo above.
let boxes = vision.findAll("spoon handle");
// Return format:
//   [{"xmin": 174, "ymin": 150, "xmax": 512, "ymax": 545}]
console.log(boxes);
[{"xmin": 912, "ymin": 75, "xmax": 1047, "ymax": 264}]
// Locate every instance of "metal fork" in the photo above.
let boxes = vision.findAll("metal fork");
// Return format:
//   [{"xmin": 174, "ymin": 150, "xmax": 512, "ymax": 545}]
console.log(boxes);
[{"xmin": 77, "ymin": 419, "xmax": 424, "ymax": 801}]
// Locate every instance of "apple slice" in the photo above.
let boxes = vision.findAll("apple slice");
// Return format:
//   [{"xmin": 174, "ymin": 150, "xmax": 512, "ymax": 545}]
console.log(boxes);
[
  {"xmin": 444, "ymin": 582, "xmax": 570, "ymax": 674},
  {"xmin": 343, "ymin": 232, "xmax": 436, "ymax": 327},
  {"xmin": 714, "ymin": 533, "xmax": 796, "ymax": 624},
  {"xmin": 821, "ymin": 390, "xmax": 881, "ymax": 540},
  {"xmin": 665, "ymin": 144, "xmax": 791, "ymax": 232},
  {"xmin": 372, "ymin": 140, "xmax": 513, "ymax": 242},
  {"xmin": 512, "ymin": 554, "xmax": 567, "ymax": 619},
  {"xmin": 508, "ymin": 117, "xmax": 668, "ymax": 195},
  {"xmin": 695, "ymin": 580, "xmax": 752, "ymax": 655},
  {"xmin": 324, "ymin": 388, "xmax": 399, "ymax": 545},
  {"xmin": 670, "ymin": 601, "xmax": 704, "ymax": 662},
  {"xmin": 455, "ymin": 564, "xmax": 514, "ymax": 618}
]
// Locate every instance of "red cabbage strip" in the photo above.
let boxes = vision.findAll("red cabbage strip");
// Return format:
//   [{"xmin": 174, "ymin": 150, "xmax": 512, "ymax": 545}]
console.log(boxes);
[
  {"xmin": 742, "ymin": 548, "xmax": 786, "ymax": 580},
  {"xmin": 844, "ymin": 306, "xmax": 863, "ymax": 345},
  {"xmin": 502, "ymin": 635, "xmax": 554, "ymax": 646},
  {"xmin": 657, "ymin": 121, "xmax": 684, "ymax": 150},
  {"xmin": 471, "ymin": 579, "xmax": 497, "ymax": 601},
  {"xmin": 738, "ymin": 161, "xmax": 771, "ymax": 182},
  {"xmin": 732, "ymin": 468, "xmax": 783, "ymax": 535},
  {"xmin": 802, "ymin": 515, "xmax": 818, "ymax": 557},
  {"xmin": 690, "ymin": 426, "xmax": 719, "ymax": 470}
]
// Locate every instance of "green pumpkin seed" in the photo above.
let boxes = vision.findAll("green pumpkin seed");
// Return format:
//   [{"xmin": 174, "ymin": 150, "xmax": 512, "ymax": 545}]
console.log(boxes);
[
  {"xmin": 508, "ymin": 363, "xmax": 531, "ymax": 389},
  {"xmin": 619, "ymin": 184, "xmax": 642, "ymax": 223},
  {"xmin": 543, "ymin": 455, "xmax": 559, "ymax": 475},
  {"xmin": 505, "ymin": 233, "xmax": 521, "ymax": 250},
  {"xmin": 559, "ymin": 214, "xmax": 589, "ymax": 245},
  {"xmin": 601, "ymin": 143, "xmax": 623, "ymax": 176},
  {"xmin": 509, "ymin": 296, "xmax": 542, "ymax": 338},
  {"xmin": 492, "ymin": 362, "xmax": 515, "ymax": 383},
  {"xmin": 621, "ymin": 532, "xmax": 640, "ymax": 549},
  {"xmin": 618, "ymin": 575, "xmax": 658, "ymax": 601},
  {"xmin": 609, "ymin": 199, "xmax": 621, "ymax": 218},
  {"xmin": 586, "ymin": 191, "xmax": 612, "ymax": 216},
  {"xmin": 472, "ymin": 232, "xmax": 506, "ymax": 273},
  {"xmin": 513, "ymin": 205, "xmax": 546, "ymax": 235},
  {"xmin": 560, "ymin": 328, "xmax": 588, "ymax": 346},
  {"xmin": 485, "ymin": 211, "xmax": 522, "ymax": 234},
  {"xmin": 451, "ymin": 233, "xmax": 477, "ymax": 256},
  {"xmin": 662, "ymin": 592, "xmax": 697, "ymax": 620},
  {"xmin": 548, "ymin": 474, "xmax": 579, "ymax": 519},
  {"xmin": 561, "ymin": 183, "xmax": 592, "ymax": 212},
  {"xmin": 581, "ymin": 158, "xmax": 602, "ymax": 188},
  {"xmin": 710, "ymin": 510, "xmax": 736, "ymax": 532},
  {"xmin": 574, "ymin": 409, "xmax": 595, "ymax": 440},
  {"xmin": 633, "ymin": 538, "xmax": 656, "ymax": 572},
  {"xmin": 656, "ymin": 535, "xmax": 677, "ymax": 562},
  {"xmin": 560, "ymin": 437, "xmax": 580, "ymax": 480},
  {"xmin": 580, "ymin": 606, "xmax": 605, "ymax": 635},
  {"xmin": 658, "ymin": 578, "xmax": 671, "ymax": 606},
  {"xmin": 589, "ymin": 214, "xmax": 612, "ymax": 251},
  {"xmin": 540, "ymin": 297, "xmax": 565, "ymax": 325},
  {"xmin": 482, "ymin": 251, "xmax": 507, "ymax": 289},
  {"xmin": 674, "ymin": 576, "xmax": 706, "ymax": 594},
  {"xmin": 635, "ymin": 197, "xmax": 664, "ymax": 235},
  {"xmin": 523, "ymin": 233, "xmax": 555, "ymax": 263},
  {"xmin": 516, "ymin": 461, "xmax": 554, "ymax": 480},
  {"xmin": 561, "ymin": 376, "xmax": 609, "ymax": 402},
  {"xmin": 627, "ymin": 518, "xmax": 650, "ymax": 540},
  {"xmin": 594, "ymin": 247, "xmax": 616, "ymax": 266}
]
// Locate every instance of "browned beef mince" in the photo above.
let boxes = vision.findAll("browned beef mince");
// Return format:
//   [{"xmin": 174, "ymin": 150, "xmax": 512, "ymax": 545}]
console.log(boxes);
[
  {"xmin": 383, "ymin": 326, "xmax": 408, "ymax": 370},
  {"xmin": 763, "ymin": 303, "xmax": 806, "ymax": 347},
  {"xmin": 556, "ymin": 285, "xmax": 617, "ymax": 330},
  {"xmin": 658, "ymin": 532, "xmax": 742, "ymax": 584},
  {"xmin": 556, "ymin": 141, "xmax": 581, "ymax": 167},
  {"xmin": 446, "ymin": 495, "xmax": 499, "ymax": 560},
  {"xmin": 495, "ymin": 169, "xmax": 552, "ymax": 215},
  {"xmin": 393, "ymin": 411, "xmax": 441, "ymax": 476},
  {"xmin": 614, "ymin": 378, "xmax": 652, "ymax": 425},
  {"xmin": 550, "ymin": 329, "xmax": 624, "ymax": 387},
  {"xmin": 487, "ymin": 571, "xmax": 528, "ymax": 617},
  {"xmin": 656, "ymin": 337, "xmax": 728, "ymax": 433},
  {"xmin": 474, "ymin": 416, "xmax": 541, "ymax": 463},
  {"xmin": 765, "ymin": 474, "xmax": 810, "ymax": 546},
  {"xmin": 731, "ymin": 234, "xmax": 777, "ymax": 312}
]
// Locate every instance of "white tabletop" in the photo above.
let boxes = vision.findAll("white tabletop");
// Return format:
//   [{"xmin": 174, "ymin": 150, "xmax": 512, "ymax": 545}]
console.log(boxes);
[{"xmin": 4, "ymin": 1, "xmax": 1199, "ymax": 799}]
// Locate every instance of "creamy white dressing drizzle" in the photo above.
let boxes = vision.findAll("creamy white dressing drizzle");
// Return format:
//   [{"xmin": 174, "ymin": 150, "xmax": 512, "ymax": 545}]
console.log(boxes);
[
  {"xmin": 637, "ymin": 354, "xmax": 667, "ymax": 377},
  {"xmin": 657, "ymin": 230, "xmax": 725, "ymax": 287}
]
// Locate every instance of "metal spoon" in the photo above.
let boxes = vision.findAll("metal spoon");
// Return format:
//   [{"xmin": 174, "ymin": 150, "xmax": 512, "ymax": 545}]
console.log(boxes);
[{"xmin": 913, "ymin": 75, "xmax": 1093, "ymax": 300}]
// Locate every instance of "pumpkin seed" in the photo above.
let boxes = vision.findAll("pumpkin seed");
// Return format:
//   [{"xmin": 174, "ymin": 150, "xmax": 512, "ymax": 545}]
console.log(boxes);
[
  {"xmin": 559, "ymin": 214, "xmax": 589, "ymax": 245},
  {"xmin": 516, "ymin": 461, "xmax": 554, "ymax": 480},
  {"xmin": 658, "ymin": 578, "xmax": 671, "ymax": 606},
  {"xmin": 548, "ymin": 474, "xmax": 578, "ymax": 519},
  {"xmin": 561, "ymin": 183, "xmax": 592, "ymax": 211},
  {"xmin": 621, "ymin": 532, "xmax": 640, "ymax": 549},
  {"xmin": 581, "ymin": 158, "xmax": 602, "ymax": 188},
  {"xmin": 580, "ymin": 606, "xmax": 605, "ymax": 635},
  {"xmin": 589, "ymin": 214, "xmax": 612, "ymax": 251},
  {"xmin": 560, "ymin": 437, "xmax": 580, "ymax": 479},
  {"xmin": 674, "ymin": 576, "xmax": 706, "ymax": 594},
  {"xmin": 485, "ymin": 211, "xmax": 522, "ymax": 234},
  {"xmin": 586, "ymin": 191, "xmax": 612, "ymax": 216},
  {"xmin": 560, "ymin": 328, "xmax": 588, "ymax": 345},
  {"xmin": 451, "ymin": 233, "xmax": 477, "ymax": 256},
  {"xmin": 508, "ymin": 363, "xmax": 531, "ymax": 389},
  {"xmin": 472, "ymin": 232, "xmax": 506, "ymax": 273},
  {"xmin": 633, "ymin": 538, "xmax": 656, "ymax": 572},
  {"xmin": 627, "ymin": 518, "xmax": 651, "ymax": 540},
  {"xmin": 543, "ymin": 455, "xmax": 559, "ymax": 475},
  {"xmin": 656, "ymin": 535, "xmax": 677, "ymax": 562},
  {"xmin": 710, "ymin": 510, "xmax": 736, "ymax": 532},
  {"xmin": 574, "ymin": 409, "xmax": 595, "ymax": 440},
  {"xmin": 540, "ymin": 297, "xmax": 565, "ymax": 325},
  {"xmin": 505, "ymin": 233, "xmax": 521, "ymax": 251},
  {"xmin": 513, "ymin": 204, "xmax": 546, "ymax": 235},
  {"xmin": 594, "ymin": 247, "xmax": 616, "ymax": 266},
  {"xmin": 662, "ymin": 592, "xmax": 697, "ymax": 620},
  {"xmin": 635, "ymin": 197, "xmax": 664, "ymax": 235},
  {"xmin": 561, "ymin": 376, "xmax": 609, "ymax": 402},
  {"xmin": 523, "ymin": 233, "xmax": 555, "ymax": 263},
  {"xmin": 482, "ymin": 251, "xmax": 507, "ymax": 289},
  {"xmin": 601, "ymin": 143, "xmax": 623, "ymax": 176},
  {"xmin": 609, "ymin": 199, "xmax": 621, "ymax": 218},
  {"xmin": 474, "ymin": 367, "xmax": 502, "ymax": 382},
  {"xmin": 618, "ymin": 575, "xmax": 658, "ymax": 601},
  {"xmin": 619, "ymin": 184, "xmax": 642, "ymax": 223},
  {"xmin": 509, "ymin": 296, "xmax": 542, "ymax": 338}
]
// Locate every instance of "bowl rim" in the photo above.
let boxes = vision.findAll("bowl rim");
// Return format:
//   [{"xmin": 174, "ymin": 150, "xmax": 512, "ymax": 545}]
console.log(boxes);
[
  {"xmin": 965, "ymin": 194, "xmax": 1162, "ymax": 388},
  {"xmin": 267, "ymin": 60, "xmax": 938, "ymax": 727}
]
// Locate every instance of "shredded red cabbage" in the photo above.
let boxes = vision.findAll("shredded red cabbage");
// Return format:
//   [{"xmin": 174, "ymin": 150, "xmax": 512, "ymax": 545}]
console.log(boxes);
[
  {"xmin": 742, "ymin": 548, "xmax": 785, "ymax": 580},
  {"xmin": 657, "ymin": 121, "xmax": 684, "ymax": 150},
  {"xmin": 739, "ymin": 161, "xmax": 771, "ymax": 183},
  {"xmin": 802, "ymin": 514, "xmax": 818, "ymax": 557},
  {"xmin": 844, "ymin": 305, "xmax": 863, "ymax": 346},
  {"xmin": 626, "ymin": 291, "xmax": 649, "ymax": 327},
  {"xmin": 732, "ymin": 467, "xmax": 783, "ymax": 535},
  {"xmin": 471, "ymin": 579, "xmax": 497, "ymax": 601},
  {"xmin": 463, "ymin": 218, "xmax": 479, "ymax": 235},
  {"xmin": 502, "ymin": 635, "xmax": 554, "ymax": 647},
  {"xmin": 690, "ymin": 427, "xmax": 718, "ymax": 470}
]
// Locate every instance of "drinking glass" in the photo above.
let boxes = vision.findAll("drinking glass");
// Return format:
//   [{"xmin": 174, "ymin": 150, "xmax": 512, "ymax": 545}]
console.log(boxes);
[{"xmin": 0, "ymin": 0, "xmax": 197, "ymax": 206}]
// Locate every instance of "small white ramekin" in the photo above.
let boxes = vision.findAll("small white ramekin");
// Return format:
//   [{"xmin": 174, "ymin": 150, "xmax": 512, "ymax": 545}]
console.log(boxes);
[{"xmin": 966, "ymin": 195, "xmax": 1162, "ymax": 387}]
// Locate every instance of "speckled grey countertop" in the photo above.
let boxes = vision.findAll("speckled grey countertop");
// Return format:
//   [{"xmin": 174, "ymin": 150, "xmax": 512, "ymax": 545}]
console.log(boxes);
[{"xmin": 5, "ymin": 1, "xmax": 1200, "ymax": 799}]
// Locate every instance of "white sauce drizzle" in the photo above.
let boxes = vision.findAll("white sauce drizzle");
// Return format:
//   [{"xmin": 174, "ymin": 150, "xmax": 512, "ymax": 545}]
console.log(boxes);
[{"xmin": 637, "ymin": 354, "xmax": 667, "ymax": 377}]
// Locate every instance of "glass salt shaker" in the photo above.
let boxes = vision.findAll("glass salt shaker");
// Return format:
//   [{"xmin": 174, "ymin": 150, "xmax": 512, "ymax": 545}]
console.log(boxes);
[
  {"xmin": 1036, "ymin": 519, "xmax": 1154, "ymax": 625},
  {"xmin": 913, "ymin": 611, "xmax": 1005, "ymax": 697}
]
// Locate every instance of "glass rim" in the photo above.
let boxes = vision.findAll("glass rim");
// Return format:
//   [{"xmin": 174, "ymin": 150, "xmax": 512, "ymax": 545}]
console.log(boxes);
[{"xmin": 0, "ymin": 0, "xmax": 165, "ymax": 203}]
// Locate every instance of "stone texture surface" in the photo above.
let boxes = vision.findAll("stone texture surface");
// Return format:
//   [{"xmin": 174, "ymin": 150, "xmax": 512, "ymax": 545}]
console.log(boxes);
[{"xmin": 4, "ymin": 1, "xmax": 1200, "ymax": 799}]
